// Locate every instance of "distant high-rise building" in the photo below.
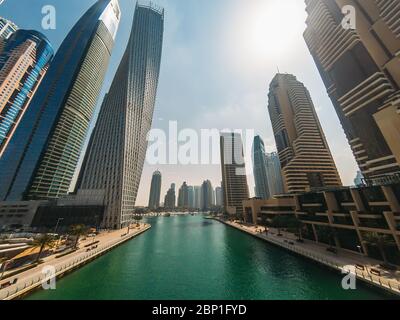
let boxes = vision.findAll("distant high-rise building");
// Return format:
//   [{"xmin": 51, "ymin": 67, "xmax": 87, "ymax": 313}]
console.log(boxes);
[
  {"xmin": 215, "ymin": 186, "xmax": 223, "ymax": 207},
  {"xmin": 304, "ymin": 0, "xmax": 400, "ymax": 184},
  {"xmin": 0, "ymin": 17, "xmax": 18, "ymax": 40},
  {"xmin": 252, "ymin": 135, "xmax": 270, "ymax": 199},
  {"xmin": 77, "ymin": 3, "xmax": 164, "ymax": 229},
  {"xmin": 188, "ymin": 186, "xmax": 195, "ymax": 209},
  {"xmin": 354, "ymin": 171, "xmax": 364, "ymax": 187},
  {"xmin": 265, "ymin": 152, "xmax": 284, "ymax": 196},
  {"xmin": 148, "ymin": 171, "xmax": 162, "ymax": 209},
  {"xmin": 178, "ymin": 182, "xmax": 189, "ymax": 209},
  {"xmin": 267, "ymin": 74, "xmax": 342, "ymax": 193},
  {"xmin": 0, "ymin": 0, "xmax": 121, "ymax": 202},
  {"xmin": 220, "ymin": 133, "xmax": 250, "ymax": 216},
  {"xmin": 0, "ymin": 30, "xmax": 53, "ymax": 157},
  {"xmin": 201, "ymin": 180, "xmax": 213, "ymax": 211},
  {"xmin": 194, "ymin": 186, "xmax": 202, "ymax": 209},
  {"xmin": 164, "ymin": 183, "xmax": 176, "ymax": 209}
]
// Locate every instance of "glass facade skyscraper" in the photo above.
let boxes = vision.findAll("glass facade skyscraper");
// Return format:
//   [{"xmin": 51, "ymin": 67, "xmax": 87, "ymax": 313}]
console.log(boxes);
[
  {"xmin": 0, "ymin": 30, "xmax": 53, "ymax": 157},
  {"xmin": 252, "ymin": 135, "xmax": 270, "ymax": 199},
  {"xmin": 0, "ymin": 0, "xmax": 121, "ymax": 201},
  {"xmin": 77, "ymin": 4, "xmax": 164, "ymax": 229},
  {"xmin": 148, "ymin": 171, "xmax": 162, "ymax": 209}
]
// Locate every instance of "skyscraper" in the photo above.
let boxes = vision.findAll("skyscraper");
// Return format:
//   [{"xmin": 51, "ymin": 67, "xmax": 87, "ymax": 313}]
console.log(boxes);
[
  {"xmin": 194, "ymin": 186, "xmax": 202, "ymax": 210},
  {"xmin": 0, "ymin": 30, "xmax": 53, "ymax": 157},
  {"xmin": 201, "ymin": 180, "xmax": 213, "ymax": 211},
  {"xmin": 304, "ymin": 0, "xmax": 400, "ymax": 184},
  {"xmin": 215, "ymin": 186, "xmax": 223, "ymax": 207},
  {"xmin": 252, "ymin": 135, "xmax": 270, "ymax": 199},
  {"xmin": 354, "ymin": 171, "xmax": 364, "ymax": 187},
  {"xmin": 77, "ymin": 3, "xmax": 164, "ymax": 229},
  {"xmin": 178, "ymin": 182, "xmax": 189, "ymax": 209},
  {"xmin": 0, "ymin": 17, "xmax": 18, "ymax": 40},
  {"xmin": 164, "ymin": 183, "xmax": 176, "ymax": 209},
  {"xmin": 265, "ymin": 152, "xmax": 284, "ymax": 196},
  {"xmin": 148, "ymin": 171, "xmax": 162, "ymax": 209},
  {"xmin": 188, "ymin": 186, "xmax": 195, "ymax": 209},
  {"xmin": 267, "ymin": 74, "xmax": 342, "ymax": 193},
  {"xmin": 220, "ymin": 132, "xmax": 250, "ymax": 216},
  {"xmin": 0, "ymin": 0, "xmax": 121, "ymax": 201}
]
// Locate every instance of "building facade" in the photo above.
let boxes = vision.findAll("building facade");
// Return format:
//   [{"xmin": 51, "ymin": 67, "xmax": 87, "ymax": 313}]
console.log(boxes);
[
  {"xmin": 178, "ymin": 182, "xmax": 189, "ymax": 209},
  {"xmin": 265, "ymin": 151, "xmax": 284, "ymax": 196},
  {"xmin": 243, "ymin": 183, "xmax": 400, "ymax": 264},
  {"xmin": 201, "ymin": 180, "xmax": 213, "ymax": 211},
  {"xmin": 148, "ymin": 171, "xmax": 162, "ymax": 209},
  {"xmin": 0, "ymin": 0, "xmax": 121, "ymax": 201},
  {"xmin": 0, "ymin": 30, "xmax": 53, "ymax": 157},
  {"xmin": 267, "ymin": 73, "xmax": 342, "ymax": 193},
  {"xmin": 164, "ymin": 183, "xmax": 176, "ymax": 209},
  {"xmin": 77, "ymin": 3, "xmax": 164, "ymax": 229},
  {"xmin": 194, "ymin": 186, "xmax": 202, "ymax": 210},
  {"xmin": 215, "ymin": 186, "xmax": 223, "ymax": 207},
  {"xmin": 252, "ymin": 135, "xmax": 270, "ymax": 199},
  {"xmin": 304, "ymin": 0, "xmax": 400, "ymax": 184},
  {"xmin": 220, "ymin": 132, "xmax": 250, "ymax": 216},
  {"xmin": 0, "ymin": 17, "xmax": 18, "ymax": 40}
]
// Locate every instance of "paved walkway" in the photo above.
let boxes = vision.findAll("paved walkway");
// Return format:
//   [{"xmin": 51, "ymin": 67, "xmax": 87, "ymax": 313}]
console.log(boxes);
[
  {"xmin": 0, "ymin": 224, "xmax": 150, "ymax": 300},
  {"xmin": 218, "ymin": 219, "xmax": 400, "ymax": 296}
]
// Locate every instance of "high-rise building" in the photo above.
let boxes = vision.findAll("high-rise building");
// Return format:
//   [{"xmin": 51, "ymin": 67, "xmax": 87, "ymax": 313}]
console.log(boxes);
[
  {"xmin": 220, "ymin": 132, "xmax": 250, "ymax": 216},
  {"xmin": 252, "ymin": 135, "xmax": 270, "ymax": 199},
  {"xmin": 194, "ymin": 186, "xmax": 202, "ymax": 210},
  {"xmin": 215, "ymin": 186, "xmax": 223, "ymax": 207},
  {"xmin": 77, "ymin": 3, "xmax": 164, "ymax": 229},
  {"xmin": 178, "ymin": 182, "xmax": 189, "ymax": 209},
  {"xmin": 265, "ymin": 152, "xmax": 284, "ymax": 196},
  {"xmin": 148, "ymin": 171, "xmax": 162, "ymax": 209},
  {"xmin": 304, "ymin": 0, "xmax": 400, "ymax": 184},
  {"xmin": 188, "ymin": 186, "xmax": 195, "ymax": 209},
  {"xmin": 164, "ymin": 183, "xmax": 176, "ymax": 209},
  {"xmin": 267, "ymin": 74, "xmax": 342, "ymax": 193},
  {"xmin": 0, "ymin": 17, "xmax": 18, "ymax": 40},
  {"xmin": 201, "ymin": 180, "xmax": 213, "ymax": 211},
  {"xmin": 0, "ymin": 30, "xmax": 53, "ymax": 157},
  {"xmin": 0, "ymin": 0, "xmax": 121, "ymax": 202}
]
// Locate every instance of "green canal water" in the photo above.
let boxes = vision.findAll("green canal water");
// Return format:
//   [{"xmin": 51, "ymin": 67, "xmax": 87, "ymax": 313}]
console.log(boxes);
[{"xmin": 27, "ymin": 215, "xmax": 390, "ymax": 300}]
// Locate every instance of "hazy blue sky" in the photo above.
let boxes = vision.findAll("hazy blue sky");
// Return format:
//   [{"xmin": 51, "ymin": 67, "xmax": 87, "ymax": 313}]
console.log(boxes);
[{"xmin": 1, "ymin": 0, "xmax": 359, "ymax": 205}]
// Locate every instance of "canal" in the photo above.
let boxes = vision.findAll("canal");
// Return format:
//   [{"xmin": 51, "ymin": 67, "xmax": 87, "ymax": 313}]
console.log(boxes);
[{"xmin": 27, "ymin": 215, "xmax": 389, "ymax": 300}]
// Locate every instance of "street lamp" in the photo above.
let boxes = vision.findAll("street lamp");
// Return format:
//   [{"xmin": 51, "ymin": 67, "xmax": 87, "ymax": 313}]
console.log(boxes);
[{"xmin": 54, "ymin": 218, "xmax": 64, "ymax": 234}]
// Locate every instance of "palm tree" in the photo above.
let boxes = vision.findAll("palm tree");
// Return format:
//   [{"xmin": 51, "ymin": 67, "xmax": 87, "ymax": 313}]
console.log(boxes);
[
  {"xmin": 362, "ymin": 232, "xmax": 395, "ymax": 265},
  {"xmin": 287, "ymin": 217, "xmax": 305, "ymax": 242},
  {"xmin": 69, "ymin": 225, "xmax": 88, "ymax": 249},
  {"xmin": 32, "ymin": 234, "xmax": 57, "ymax": 263},
  {"xmin": 270, "ymin": 216, "xmax": 288, "ymax": 236}
]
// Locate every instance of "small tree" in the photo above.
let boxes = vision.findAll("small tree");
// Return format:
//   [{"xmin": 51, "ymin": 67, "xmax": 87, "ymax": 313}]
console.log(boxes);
[
  {"xmin": 287, "ymin": 216, "xmax": 304, "ymax": 241},
  {"xmin": 270, "ymin": 216, "xmax": 289, "ymax": 236},
  {"xmin": 134, "ymin": 215, "xmax": 143, "ymax": 227},
  {"xmin": 69, "ymin": 225, "xmax": 89, "ymax": 249},
  {"xmin": 32, "ymin": 234, "xmax": 57, "ymax": 263},
  {"xmin": 363, "ymin": 232, "xmax": 395, "ymax": 265}
]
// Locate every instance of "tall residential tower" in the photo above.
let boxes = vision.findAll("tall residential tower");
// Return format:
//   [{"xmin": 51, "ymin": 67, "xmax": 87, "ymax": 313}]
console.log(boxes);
[
  {"xmin": 77, "ymin": 3, "xmax": 164, "ymax": 229},
  {"xmin": 0, "ymin": 30, "xmax": 53, "ymax": 157},
  {"xmin": 148, "ymin": 171, "xmax": 162, "ymax": 209},
  {"xmin": 220, "ymin": 133, "xmax": 250, "ymax": 216},
  {"xmin": 304, "ymin": 0, "xmax": 400, "ymax": 184},
  {"xmin": 252, "ymin": 135, "xmax": 270, "ymax": 199},
  {"xmin": 0, "ymin": 0, "xmax": 121, "ymax": 201},
  {"xmin": 267, "ymin": 74, "xmax": 342, "ymax": 193}
]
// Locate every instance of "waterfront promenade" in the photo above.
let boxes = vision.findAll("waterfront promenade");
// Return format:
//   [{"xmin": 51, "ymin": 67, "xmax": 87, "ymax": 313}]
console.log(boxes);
[
  {"xmin": 215, "ymin": 218, "xmax": 400, "ymax": 296},
  {"xmin": 0, "ymin": 224, "xmax": 151, "ymax": 300}
]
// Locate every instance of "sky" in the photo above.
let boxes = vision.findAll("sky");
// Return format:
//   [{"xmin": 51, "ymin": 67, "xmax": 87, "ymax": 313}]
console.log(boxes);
[{"xmin": 0, "ymin": 0, "xmax": 359, "ymax": 206}]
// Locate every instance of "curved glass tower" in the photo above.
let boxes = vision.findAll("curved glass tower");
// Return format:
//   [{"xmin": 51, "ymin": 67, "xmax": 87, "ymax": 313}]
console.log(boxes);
[
  {"xmin": 0, "ymin": 0, "xmax": 121, "ymax": 201},
  {"xmin": 78, "ymin": 4, "xmax": 164, "ymax": 229},
  {"xmin": 148, "ymin": 171, "xmax": 162, "ymax": 209},
  {"xmin": 252, "ymin": 135, "xmax": 270, "ymax": 199},
  {"xmin": 0, "ymin": 30, "xmax": 54, "ymax": 157}
]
